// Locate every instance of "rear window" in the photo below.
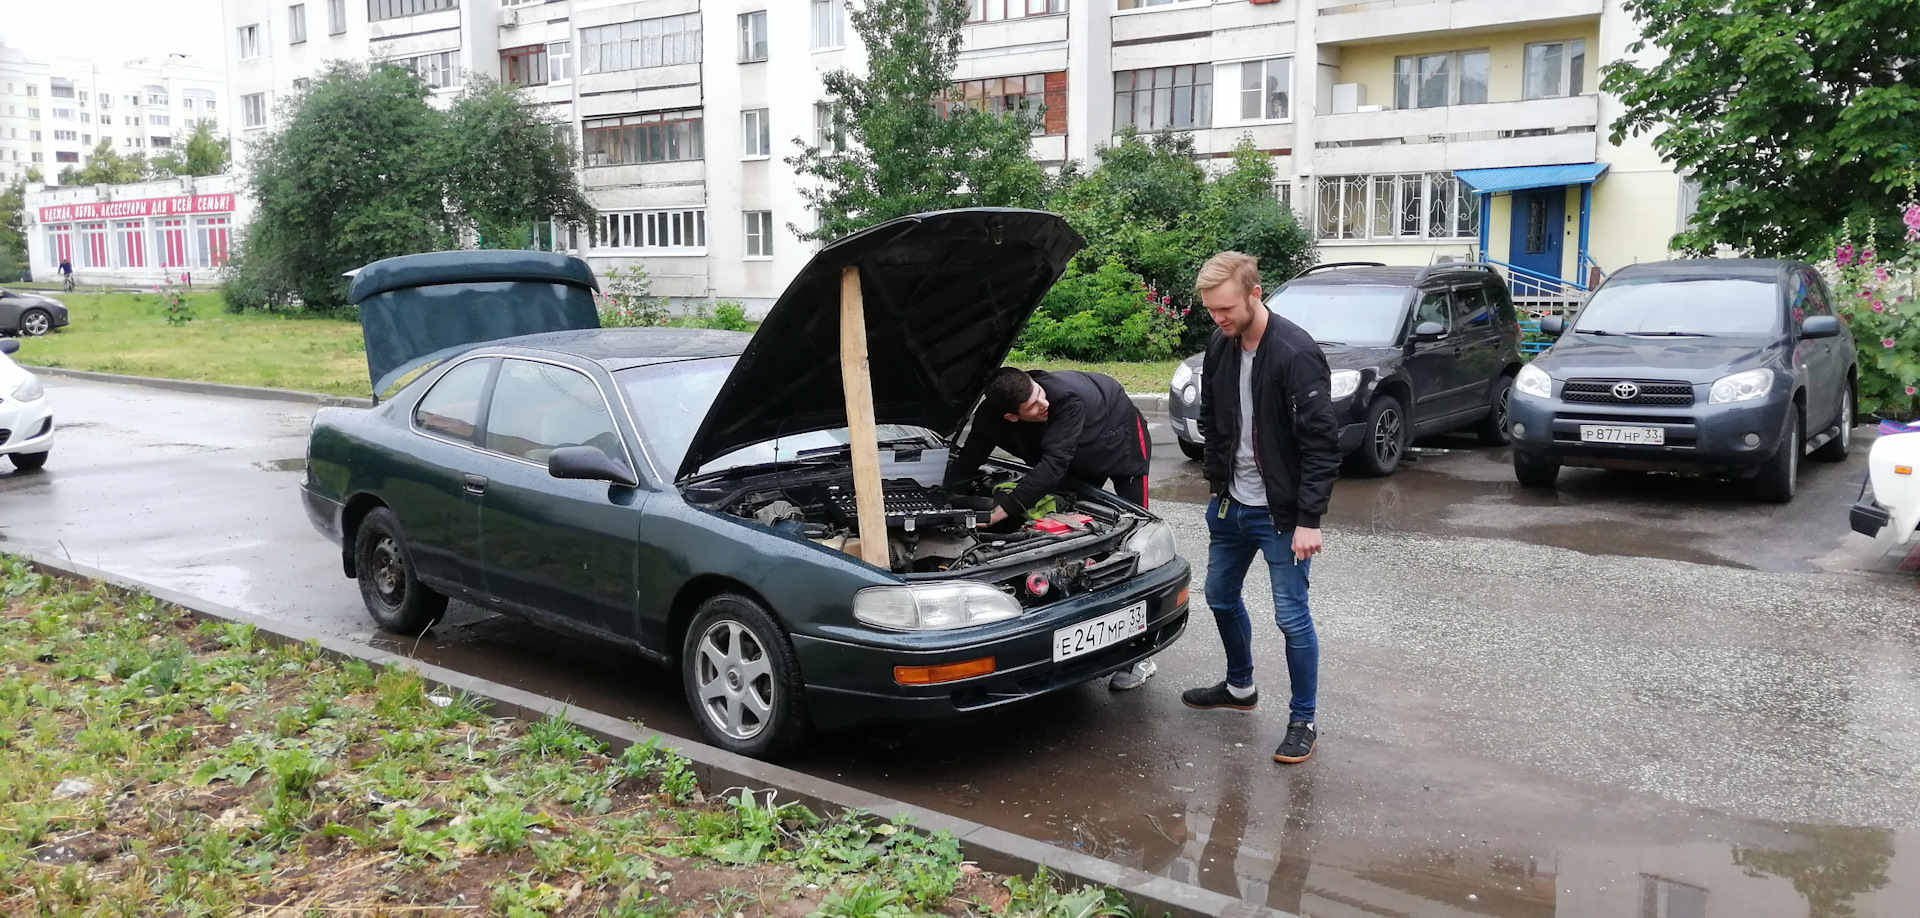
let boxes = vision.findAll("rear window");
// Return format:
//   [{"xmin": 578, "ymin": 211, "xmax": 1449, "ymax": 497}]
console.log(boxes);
[{"xmin": 1575, "ymin": 277, "xmax": 1780, "ymax": 336}]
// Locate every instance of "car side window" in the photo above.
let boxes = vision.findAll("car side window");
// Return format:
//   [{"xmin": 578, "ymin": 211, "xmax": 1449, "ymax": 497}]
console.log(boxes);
[
  {"xmin": 1484, "ymin": 279, "xmax": 1515, "ymax": 323},
  {"xmin": 1802, "ymin": 270, "xmax": 1834, "ymax": 317},
  {"xmin": 413, "ymin": 358, "xmax": 495, "ymax": 443},
  {"xmin": 484, "ymin": 359, "xmax": 622, "ymax": 465},
  {"xmin": 1415, "ymin": 288, "xmax": 1450, "ymax": 332},
  {"xmin": 1450, "ymin": 284, "xmax": 1491, "ymax": 328}
]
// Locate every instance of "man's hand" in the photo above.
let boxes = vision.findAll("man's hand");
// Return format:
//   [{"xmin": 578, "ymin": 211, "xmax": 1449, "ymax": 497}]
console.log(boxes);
[
  {"xmin": 1292, "ymin": 526, "xmax": 1323, "ymax": 562},
  {"xmin": 989, "ymin": 505, "xmax": 1009, "ymax": 526}
]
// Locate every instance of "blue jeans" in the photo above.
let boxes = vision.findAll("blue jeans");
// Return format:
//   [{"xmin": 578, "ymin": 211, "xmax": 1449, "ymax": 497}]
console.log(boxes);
[{"xmin": 1204, "ymin": 494, "xmax": 1318, "ymax": 723}]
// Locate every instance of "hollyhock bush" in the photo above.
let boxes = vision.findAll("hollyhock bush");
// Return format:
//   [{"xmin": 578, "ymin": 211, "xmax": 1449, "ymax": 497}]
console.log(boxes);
[{"xmin": 1834, "ymin": 199, "xmax": 1920, "ymax": 418}]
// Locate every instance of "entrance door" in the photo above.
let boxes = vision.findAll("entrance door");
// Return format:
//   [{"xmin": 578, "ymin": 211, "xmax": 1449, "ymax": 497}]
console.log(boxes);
[{"xmin": 1508, "ymin": 188, "xmax": 1566, "ymax": 293}]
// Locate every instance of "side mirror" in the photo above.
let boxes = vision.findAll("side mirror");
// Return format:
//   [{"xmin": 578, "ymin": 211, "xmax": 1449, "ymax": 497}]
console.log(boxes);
[
  {"xmin": 1412, "ymin": 321, "xmax": 1447, "ymax": 341},
  {"xmin": 0, "ymin": 339, "xmax": 17, "ymax": 355},
  {"xmin": 1800, "ymin": 315, "xmax": 1841, "ymax": 339},
  {"xmin": 1539, "ymin": 316, "xmax": 1566, "ymax": 337},
  {"xmin": 547, "ymin": 445, "xmax": 639, "ymax": 488}
]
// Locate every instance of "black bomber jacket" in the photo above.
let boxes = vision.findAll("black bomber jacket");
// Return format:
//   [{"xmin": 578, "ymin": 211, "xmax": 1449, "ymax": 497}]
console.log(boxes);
[{"xmin": 1199, "ymin": 314, "xmax": 1342, "ymax": 529}]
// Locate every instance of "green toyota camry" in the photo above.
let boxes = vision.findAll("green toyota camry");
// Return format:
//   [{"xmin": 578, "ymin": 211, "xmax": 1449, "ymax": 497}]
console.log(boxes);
[{"xmin": 302, "ymin": 209, "xmax": 1191, "ymax": 758}]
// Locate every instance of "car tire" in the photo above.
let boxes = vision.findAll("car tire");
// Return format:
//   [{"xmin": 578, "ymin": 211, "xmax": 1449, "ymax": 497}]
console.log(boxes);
[
  {"xmin": 1811, "ymin": 388, "xmax": 1853, "ymax": 463},
  {"xmin": 8, "ymin": 450, "xmax": 48, "ymax": 471},
  {"xmin": 1751, "ymin": 407, "xmax": 1802, "ymax": 504},
  {"xmin": 1513, "ymin": 450, "xmax": 1560, "ymax": 488},
  {"xmin": 1350, "ymin": 394, "xmax": 1409, "ymax": 477},
  {"xmin": 682, "ymin": 594, "xmax": 809, "ymax": 758},
  {"xmin": 1477, "ymin": 375, "xmax": 1515, "ymax": 446},
  {"xmin": 1179, "ymin": 439, "xmax": 1204, "ymax": 462},
  {"xmin": 352, "ymin": 507, "xmax": 448, "ymax": 635},
  {"xmin": 18, "ymin": 309, "xmax": 52, "ymax": 337}
]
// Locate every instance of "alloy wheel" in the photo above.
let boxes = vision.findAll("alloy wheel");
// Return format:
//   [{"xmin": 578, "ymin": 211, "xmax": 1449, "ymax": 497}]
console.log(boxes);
[
  {"xmin": 1494, "ymin": 387, "xmax": 1513, "ymax": 437},
  {"xmin": 21, "ymin": 312, "xmax": 50, "ymax": 336},
  {"xmin": 1839, "ymin": 394, "xmax": 1852, "ymax": 450},
  {"xmin": 694, "ymin": 620, "xmax": 775, "ymax": 741},
  {"xmin": 1374, "ymin": 408, "xmax": 1404, "ymax": 466}
]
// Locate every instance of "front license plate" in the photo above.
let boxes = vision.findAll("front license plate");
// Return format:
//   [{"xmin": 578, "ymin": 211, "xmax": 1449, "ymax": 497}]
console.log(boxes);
[
  {"xmin": 1053, "ymin": 602, "xmax": 1148, "ymax": 662},
  {"xmin": 1580, "ymin": 424, "xmax": 1665, "ymax": 445}
]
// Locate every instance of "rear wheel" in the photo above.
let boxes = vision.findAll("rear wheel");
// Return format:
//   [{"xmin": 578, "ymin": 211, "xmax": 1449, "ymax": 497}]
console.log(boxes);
[
  {"xmin": 1350, "ymin": 394, "xmax": 1408, "ymax": 477},
  {"xmin": 1478, "ymin": 375, "xmax": 1515, "ymax": 445},
  {"xmin": 1178, "ymin": 439, "xmax": 1204, "ymax": 462},
  {"xmin": 1811, "ymin": 388, "xmax": 1853, "ymax": 463},
  {"xmin": 8, "ymin": 450, "xmax": 48, "ymax": 471},
  {"xmin": 19, "ymin": 309, "xmax": 51, "ymax": 337},
  {"xmin": 682, "ymin": 594, "xmax": 809, "ymax": 758},
  {"xmin": 1513, "ymin": 450, "xmax": 1560, "ymax": 488},
  {"xmin": 352, "ymin": 507, "xmax": 448, "ymax": 634},
  {"xmin": 1751, "ymin": 408, "xmax": 1802, "ymax": 503}
]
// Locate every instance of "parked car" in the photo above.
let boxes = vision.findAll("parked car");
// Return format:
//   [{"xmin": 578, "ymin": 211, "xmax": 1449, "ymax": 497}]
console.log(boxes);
[
  {"xmin": 302, "ymin": 210, "xmax": 1191, "ymax": 758},
  {"xmin": 0, "ymin": 287, "xmax": 69, "ymax": 337},
  {"xmin": 0, "ymin": 338, "xmax": 53, "ymax": 471},
  {"xmin": 1848, "ymin": 423, "xmax": 1920, "ymax": 543},
  {"xmin": 1168, "ymin": 262, "xmax": 1524, "ymax": 475},
  {"xmin": 1509, "ymin": 259, "xmax": 1857, "ymax": 502}
]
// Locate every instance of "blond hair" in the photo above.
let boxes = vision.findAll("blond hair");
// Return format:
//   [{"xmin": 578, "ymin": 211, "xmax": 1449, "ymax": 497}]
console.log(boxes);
[{"xmin": 1195, "ymin": 251, "xmax": 1260, "ymax": 296}]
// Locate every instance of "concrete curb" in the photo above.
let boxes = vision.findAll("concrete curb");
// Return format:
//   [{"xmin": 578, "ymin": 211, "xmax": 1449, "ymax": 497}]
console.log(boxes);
[
  {"xmin": 26, "ymin": 366, "xmax": 373, "ymax": 408},
  {"xmin": 1129, "ymin": 393, "xmax": 1169, "ymax": 417},
  {"xmin": 7, "ymin": 546, "xmax": 1293, "ymax": 918}
]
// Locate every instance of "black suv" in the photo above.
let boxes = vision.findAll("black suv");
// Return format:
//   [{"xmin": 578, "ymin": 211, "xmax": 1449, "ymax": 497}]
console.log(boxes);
[
  {"xmin": 1509, "ymin": 259, "xmax": 1857, "ymax": 503},
  {"xmin": 1169, "ymin": 263, "xmax": 1525, "ymax": 475}
]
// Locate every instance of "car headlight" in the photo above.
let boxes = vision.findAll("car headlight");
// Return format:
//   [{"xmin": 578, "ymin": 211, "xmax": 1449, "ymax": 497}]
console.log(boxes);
[
  {"xmin": 1515, "ymin": 364, "xmax": 1551, "ymax": 399},
  {"xmin": 853, "ymin": 581, "xmax": 1022, "ymax": 631},
  {"xmin": 1329, "ymin": 369, "xmax": 1361, "ymax": 400},
  {"xmin": 1170, "ymin": 362, "xmax": 1193, "ymax": 390},
  {"xmin": 1125, "ymin": 520, "xmax": 1176, "ymax": 573},
  {"xmin": 12, "ymin": 375, "xmax": 44, "ymax": 402},
  {"xmin": 1181, "ymin": 383, "xmax": 1198, "ymax": 405},
  {"xmin": 1709, "ymin": 368, "xmax": 1772, "ymax": 405}
]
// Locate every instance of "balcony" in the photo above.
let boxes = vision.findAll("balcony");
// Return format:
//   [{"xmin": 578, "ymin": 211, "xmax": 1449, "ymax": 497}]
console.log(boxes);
[
  {"xmin": 1316, "ymin": 0, "xmax": 1601, "ymax": 44},
  {"xmin": 1312, "ymin": 94, "xmax": 1597, "ymax": 173}
]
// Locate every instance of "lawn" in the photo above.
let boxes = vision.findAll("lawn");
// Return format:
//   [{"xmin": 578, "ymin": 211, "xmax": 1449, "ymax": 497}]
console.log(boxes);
[
  {"xmin": 0, "ymin": 555, "xmax": 1128, "ymax": 917},
  {"xmin": 1016, "ymin": 358, "xmax": 1182, "ymax": 394},
  {"xmin": 8, "ymin": 292, "xmax": 372, "ymax": 397}
]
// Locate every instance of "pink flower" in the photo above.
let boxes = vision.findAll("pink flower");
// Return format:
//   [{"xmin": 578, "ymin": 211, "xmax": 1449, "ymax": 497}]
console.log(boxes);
[
  {"xmin": 1908, "ymin": 386, "xmax": 1917, "ymax": 396},
  {"xmin": 1874, "ymin": 301, "xmax": 1886, "ymax": 313},
  {"xmin": 1161, "ymin": 294, "xmax": 1171, "ymax": 305},
  {"xmin": 1905, "ymin": 204, "xmax": 1920, "ymax": 241},
  {"xmin": 1884, "ymin": 337, "xmax": 1898, "ymax": 348},
  {"xmin": 1859, "ymin": 289, "xmax": 1873, "ymax": 297},
  {"xmin": 1862, "ymin": 249, "xmax": 1877, "ymax": 263},
  {"xmin": 1876, "ymin": 266, "xmax": 1891, "ymax": 282},
  {"xmin": 1837, "ymin": 244, "xmax": 1855, "ymax": 266}
]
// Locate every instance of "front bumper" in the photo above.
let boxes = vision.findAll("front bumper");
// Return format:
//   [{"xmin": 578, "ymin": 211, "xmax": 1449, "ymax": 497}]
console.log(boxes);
[
  {"xmin": 1508, "ymin": 391, "xmax": 1791, "ymax": 474},
  {"xmin": 0, "ymin": 392, "xmax": 53, "ymax": 457},
  {"xmin": 794, "ymin": 558, "xmax": 1191, "ymax": 730}
]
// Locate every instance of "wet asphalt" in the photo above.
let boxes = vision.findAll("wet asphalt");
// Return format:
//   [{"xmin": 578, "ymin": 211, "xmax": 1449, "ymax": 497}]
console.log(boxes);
[{"xmin": 5, "ymin": 376, "xmax": 1920, "ymax": 918}]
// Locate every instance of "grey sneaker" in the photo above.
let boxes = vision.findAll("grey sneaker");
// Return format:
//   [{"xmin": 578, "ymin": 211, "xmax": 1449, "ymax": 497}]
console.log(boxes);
[
  {"xmin": 1108, "ymin": 660, "xmax": 1157, "ymax": 691},
  {"xmin": 1273, "ymin": 721, "xmax": 1316, "ymax": 763}
]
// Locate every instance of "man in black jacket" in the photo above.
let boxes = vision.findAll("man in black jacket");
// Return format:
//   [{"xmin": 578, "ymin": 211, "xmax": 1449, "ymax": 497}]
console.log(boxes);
[
  {"xmin": 945, "ymin": 366, "xmax": 1158, "ymax": 689},
  {"xmin": 1181, "ymin": 252, "xmax": 1341, "ymax": 764}
]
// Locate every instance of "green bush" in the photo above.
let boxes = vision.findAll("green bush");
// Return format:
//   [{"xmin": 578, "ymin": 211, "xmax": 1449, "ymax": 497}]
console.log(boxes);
[
  {"xmin": 709, "ymin": 300, "xmax": 751, "ymax": 331},
  {"xmin": 1834, "ymin": 201, "xmax": 1920, "ymax": 419},
  {"xmin": 1018, "ymin": 257, "xmax": 1184, "ymax": 361},
  {"xmin": 596, "ymin": 265, "xmax": 669, "ymax": 327}
]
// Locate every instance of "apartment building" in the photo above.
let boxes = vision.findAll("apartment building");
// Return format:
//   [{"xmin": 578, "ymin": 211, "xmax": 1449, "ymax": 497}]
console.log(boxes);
[
  {"xmin": 0, "ymin": 42, "xmax": 228, "ymax": 185},
  {"xmin": 217, "ymin": 0, "xmax": 1687, "ymax": 310}
]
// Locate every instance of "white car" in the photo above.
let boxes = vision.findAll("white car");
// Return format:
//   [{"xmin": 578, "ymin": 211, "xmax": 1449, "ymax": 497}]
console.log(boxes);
[{"xmin": 0, "ymin": 339, "xmax": 52, "ymax": 471}]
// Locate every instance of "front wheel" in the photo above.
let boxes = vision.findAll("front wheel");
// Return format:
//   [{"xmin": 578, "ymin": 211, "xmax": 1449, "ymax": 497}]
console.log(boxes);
[
  {"xmin": 682, "ymin": 594, "xmax": 809, "ymax": 758},
  {"xmin": 1513, "ymin": 450, "xmax": 1560, "ymax": 488},
  {"xmin": 1810, "ymin": 388, "xmax": 1852, "ymax": 463},
  {"xmin": 19, "ymin": 309, "xmax": 51, "ymax": 337},
  {"xmin": 352, "ymin": 507, "xmax": 448, "ymax": 634},
  {"xmin": 1178, "ymin": 439, "xmax": 1204, "ymax": 462},
  {"xmin": 1349, "ymin": 394, "xmax": 1409, "ymax": 477},
  {"xmin": 1478, "ymin": 375, "xmax": 1515, "ymax": 445},
  {"xmin": 1751, "ymin": 408, "xmax": 1802, "ymax": 503}
]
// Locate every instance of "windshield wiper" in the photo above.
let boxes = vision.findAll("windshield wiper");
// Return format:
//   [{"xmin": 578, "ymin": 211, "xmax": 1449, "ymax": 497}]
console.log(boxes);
[
  {"xmin": 1572, "ymin": 328, "xmax": 1615, "ymax": 336},
  {"xmin": 1628, "ymin": 331, "xmax": 1713, "ymax": 337},
  {"xmin": 1315, "ymin": 340, "xmax": 1348, "ymax": 347}
]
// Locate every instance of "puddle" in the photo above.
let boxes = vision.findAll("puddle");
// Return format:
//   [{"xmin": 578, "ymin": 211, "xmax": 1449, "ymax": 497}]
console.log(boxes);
[{"xmin": 252, "ymin": 458, "xmax": 308, "ymax": 473}]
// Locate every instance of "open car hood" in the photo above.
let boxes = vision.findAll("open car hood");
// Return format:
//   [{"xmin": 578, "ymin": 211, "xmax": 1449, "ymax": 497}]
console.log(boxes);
[{"xmin": 676, "ymin": 209, "xmax": 1084, "ymax": 480}]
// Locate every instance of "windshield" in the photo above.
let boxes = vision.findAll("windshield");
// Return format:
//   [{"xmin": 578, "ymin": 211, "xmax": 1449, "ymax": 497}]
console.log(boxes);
[
  {"xmin": 1575, "ymin": 277, "xmax": 1780, "ymax": 336},
  {"xmin": 615, "ymin": 357, "xmax": 940, "ymax": 478},
  {"xmin": 1265, "ymin": 286, "xmax": 1410, "ymax": 346}
]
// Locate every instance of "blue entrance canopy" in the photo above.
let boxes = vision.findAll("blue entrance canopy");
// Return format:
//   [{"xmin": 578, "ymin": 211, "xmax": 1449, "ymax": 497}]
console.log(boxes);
[{"xmin": 1456, "ymin": 162, "xmax": 1610, "ymax": 194}]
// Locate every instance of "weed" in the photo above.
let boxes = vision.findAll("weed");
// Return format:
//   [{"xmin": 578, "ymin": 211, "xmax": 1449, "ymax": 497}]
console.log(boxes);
[
  {"xmin": 811, "ymin": 880, "xmax": 913, "ymax": 918},
  {"xmin": 513, "ymin": 710, "xmax": 604, "ymax": 760}
]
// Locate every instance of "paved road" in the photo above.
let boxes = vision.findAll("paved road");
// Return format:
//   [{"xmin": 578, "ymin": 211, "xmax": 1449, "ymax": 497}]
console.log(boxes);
[{"xmin": 5, "ymin": 376, "xmax": 1920, "ymax": 918}]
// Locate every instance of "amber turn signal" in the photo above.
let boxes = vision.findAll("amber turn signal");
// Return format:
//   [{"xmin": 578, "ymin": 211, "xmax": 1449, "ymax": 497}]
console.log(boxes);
[
  {"xmin": 1897, "ymin": 466, "xmax": 1913, "ymax": 476},
  {"xmin": 1175, "ymin": 586, "xmax": 1190, "ymax": 608},
  {"xmin": 894, "ymin": 657, "xmax": 995, "ymax": 685}
]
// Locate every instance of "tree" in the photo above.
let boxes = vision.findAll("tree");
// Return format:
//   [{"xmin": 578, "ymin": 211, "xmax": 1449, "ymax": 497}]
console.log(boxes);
[
  {"xmin": 439, "ymin": 77, "xmax": 594, "ymax": 249},
  {"xmin": 67, "ymin": 139, "xmax": 152, "ymax": 185},
  {"xmin": 152, "ymin": 120, "xmax": 231, "ymax": 178},
  {"xmin": 785, "ymin": 0, "xmax": 1046, "ymax": 241},
  {"xmin": 1, "ymin": 178, "xmax": 27, "ymax": 281},
  {"xmin": 1602, "ymin": 0, "xmax": 1920, "ymax": 257}
]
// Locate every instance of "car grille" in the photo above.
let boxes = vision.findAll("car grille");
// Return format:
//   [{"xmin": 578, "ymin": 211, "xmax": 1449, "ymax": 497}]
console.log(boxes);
[
  {"xmin": 0, "ymin": 429, "xmax": 9, "ymax": 446},
  {"xmin": 1563, "ymin": 378, "xmax": 1695, "ymax": 406}
]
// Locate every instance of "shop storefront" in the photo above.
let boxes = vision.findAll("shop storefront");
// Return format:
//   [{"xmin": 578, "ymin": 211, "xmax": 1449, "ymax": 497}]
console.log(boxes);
[{"xmin": 23, "ymin": 177, "xmax": 247, "ymax": 287}]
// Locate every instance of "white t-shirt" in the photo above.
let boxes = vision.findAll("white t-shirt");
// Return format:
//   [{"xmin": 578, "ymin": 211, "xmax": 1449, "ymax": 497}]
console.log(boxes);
[{"xmin": 1228, "ymin": 343, "xmax": 1267, "ymax": 507}]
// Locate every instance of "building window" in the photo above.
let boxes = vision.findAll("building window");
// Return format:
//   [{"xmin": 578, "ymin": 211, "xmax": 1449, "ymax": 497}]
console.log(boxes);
[
  {"xmin": 290, "ymin": 4, "xmax": 308, "ymax": 43},
  {"xmin": 739, "ymin": 11, "xmax": 768, "ymax": 62},
  {"xmin": 1525, "ymin": 40, "xmax": 1586, "ymax": 99},
  {"xmin": 53, "ymin": 130, "xmax": 77, "ymax": 141},
  {"xmin": 389, "ymin": 51, "xmax": 462, "ymax": 89},
  {"xmin": 238, "ymin": 24, "xmax": 263, "ymax": 59},
  {"xmin": 968, "ymin": 0, "xmax": 1065, "ymax": 22},
  {"xmin": 366, "ymin": 0, "xmax": 457, "ymax": 23},
  {"xmin": 114, "ymin": 220, "xmax": 147, "ymax": 268},
  {"xmin": 814, "ymin": 102, "xmax": 845, "ymax": 152},
  {"xmin": 583, "ymin": 109, "xmax": 704, "ymax": 166},
  {"xmin": 27, "ymin": 109, "xmax": 39, "ymax": 119},
  {"xmin": 744, "ymin": 211, "xmax": 774, "ymax": 258},
  {"xmin": 55, "ymin": 151, "xmax": 78, "ymax": 163},
  {"xmin": 24, "ymin": 85, "xmax": 36, "ymax": 97},
  {"xmin": 81, "ymin": 134, "xmax": 90, "ymax": 143},
  {"xmin": 581, "ymin": 14, "xmax": 703, "ymax": 74},
  {"xmin": 812, "ymin": 0, "xmax": 845, "ymax": 50},
  {"xmin": 151, "ymin": 115, "xmax": 172, "ymax": 127},
  {"xmin": 1114, "ymin": 65, "xmax": 1211, "ymax": 132},
  {"xmin": 945, "ymin": 74, "xmax": 1054, "ymax": 135},
  {"xmin": 1315, "ymin": 173, "xmax": 1478, "ymax": 241},
  {"xmin": 592, "ymin": 209, "xmax": 707, "ymax": 251},
  {"xmin": 1117, "ymin": 0, "xmax": 1200, "ymax": 8},
  {"xmin": 1239, "ymin": 57, "xmax": 1290, "ymax": 121},
  {"xmin": 293, "ymin": 78, "xmax": 311, "ymax": 91},
  {"xmin": 126, "ymin": 116, "xmax": 141, "ymax": 126},
  {"xmin": 1395, "ymin": 50, "xmax": 1489, "ymax": 109},
  {"xmin": 51, "ymin": 108, "xmax": 73, "ymax": 121},
  {"xmin": 193, "ymin": 216, "xmax": 232, "ymax": 268},
  {"xmin": 29, "ymin": 131, "xmax": 40, "ymax": 141},
  {"xmin": 243, "ymin": 93, "xmax": 268, "ymax": 128},
  {"xmin": 151, "ymin": 136, "xmax": 173, "ymax": 148},
  {"xmin": 80, "ymin": 113, "xmax": 91, "ymax": 124},
  {"xmin": 49, "ymin": 78, "xmax": 75, "ymax": 100},
  {"xmin": 329, "ymin": 0, "xmax": 347, "ymax": 33},
  {"xmin": 502, "ymin": 45, "xmax": 549, "ymax": 86},
  {"xmin": 547, "ymin": 41, "xmax": 573, "ymax": 82},
  {"xmin": 742, "ymin": 109, "xmax": 770, "ymax": 157}
]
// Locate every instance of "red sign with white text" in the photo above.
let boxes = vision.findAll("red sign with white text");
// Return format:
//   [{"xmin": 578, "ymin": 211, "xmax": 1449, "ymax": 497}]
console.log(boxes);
[{"xmin": 38, "ymin": 194, "xmax": 236, "ymax": 223}]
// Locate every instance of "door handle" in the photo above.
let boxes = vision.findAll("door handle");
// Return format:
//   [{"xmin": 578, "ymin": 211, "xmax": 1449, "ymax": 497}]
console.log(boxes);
[{"xmin": 462, "ymin": 473, "xmax": 488, "ymax": 495}]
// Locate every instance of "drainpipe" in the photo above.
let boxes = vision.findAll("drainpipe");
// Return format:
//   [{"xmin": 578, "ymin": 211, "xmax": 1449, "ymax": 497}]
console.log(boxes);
[
  {"xmin": 1577, "ymin": 183, "xmax": 1593, "ymax": 289},
  {"xmin": 1477, "ymin": 192, "xmax": 1490, "ymax": 262}
]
